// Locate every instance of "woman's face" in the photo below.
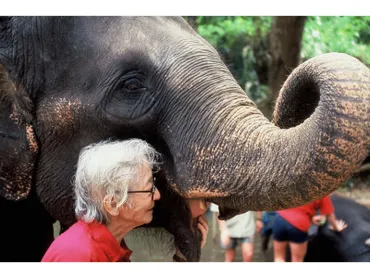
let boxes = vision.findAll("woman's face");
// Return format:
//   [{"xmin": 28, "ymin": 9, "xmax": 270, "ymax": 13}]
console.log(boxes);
[{"xmin": 119, "ymin": 165, "xmax": 161, "ymax": 227}]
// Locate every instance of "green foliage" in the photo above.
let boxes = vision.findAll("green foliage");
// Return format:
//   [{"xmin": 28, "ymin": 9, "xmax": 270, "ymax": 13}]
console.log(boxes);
[
  {"xmin": 193, "ymin": 16, "xmax": 370, "ymax": 103},
  {"xmin": 197, "ymin": 16, "xmax": 271, "ymax": 102},
  {"xmin": 302, "ymin": 16, "xmax": 370, "ymax": 64},
  {"xmin": 197, "ymin": 16, "xmax": 270, "ymax": 49}
]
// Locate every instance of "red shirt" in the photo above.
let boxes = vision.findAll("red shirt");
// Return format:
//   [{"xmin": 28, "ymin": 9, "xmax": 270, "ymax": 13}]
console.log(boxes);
[
  {"xmin": 42, "ymin": 220, "xmax": 132, "ymax": 262},
  {"xmin": 278, "ymin": 196, "xmax": 334, "ymax": 232}
]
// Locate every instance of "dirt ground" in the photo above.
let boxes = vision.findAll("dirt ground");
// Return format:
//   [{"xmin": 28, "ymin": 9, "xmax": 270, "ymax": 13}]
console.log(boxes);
[{"xmin": 334, "ymin": 184, "xmax": 370, "ymax": 208}]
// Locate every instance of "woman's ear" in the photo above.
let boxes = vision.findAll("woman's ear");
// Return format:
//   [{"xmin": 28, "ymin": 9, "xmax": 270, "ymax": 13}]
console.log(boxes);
[{"xmin": 103, "ymin": 195, "xmax": 120, "ymax": 216}]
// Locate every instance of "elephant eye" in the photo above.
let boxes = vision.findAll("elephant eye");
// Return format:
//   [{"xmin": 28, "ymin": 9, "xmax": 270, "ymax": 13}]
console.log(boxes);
[
  {"xmin": 110, "ymin": 74, "xmax": 148, "ymax": 105},
  {"xmin": 106, "ymin": 71, "xmax": 153, "ymax": 120},
  {"xmin": 123, "ymin": 78, "xmax": 144, "ymax": 92}
]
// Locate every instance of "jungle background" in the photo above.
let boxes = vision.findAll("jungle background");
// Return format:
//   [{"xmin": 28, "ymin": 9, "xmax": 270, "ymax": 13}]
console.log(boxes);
[
  {"xmin": 186, "ymin": 16, "xmax": 370, "ymax": 118},
  {"xmin": 54, "ymin": 16, "xmax": 370, "ymax": 262}
]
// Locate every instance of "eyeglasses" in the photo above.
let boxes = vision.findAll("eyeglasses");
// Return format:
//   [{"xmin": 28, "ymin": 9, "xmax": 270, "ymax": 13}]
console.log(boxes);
[{"xmin": 127, "ymin": 178, "xmax": 157, "ymax": 200}]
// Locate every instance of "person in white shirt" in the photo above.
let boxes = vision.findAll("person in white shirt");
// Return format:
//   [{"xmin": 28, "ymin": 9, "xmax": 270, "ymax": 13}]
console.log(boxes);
[{"xmin": 210, "ymin": 203, "xmax": 262, "ymax": 262}]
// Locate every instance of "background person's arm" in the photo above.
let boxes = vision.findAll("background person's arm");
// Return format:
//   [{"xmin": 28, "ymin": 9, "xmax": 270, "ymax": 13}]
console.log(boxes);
[
  {"xmin": 256, "ymin": 211, "xmax": 263, "ymax": 233},
  {"xmin": 218, "ymin": 219, "xmax": 230, "ymax": 246},
  {"xmin": 327, "ymin": 213, "xmax": 347, "ymax": 232}
]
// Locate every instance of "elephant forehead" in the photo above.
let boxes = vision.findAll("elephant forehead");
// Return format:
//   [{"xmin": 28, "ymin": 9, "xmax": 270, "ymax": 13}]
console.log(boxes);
[{"xmin": 38, "ymin": 97, "xmax": 85, "ymax": 129}]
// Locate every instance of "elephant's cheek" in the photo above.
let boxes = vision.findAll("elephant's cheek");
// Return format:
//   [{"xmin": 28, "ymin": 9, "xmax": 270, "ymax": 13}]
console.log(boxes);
[{"xmin": 38, "ymin": 97, "xmax": 84, "ymax": 134}]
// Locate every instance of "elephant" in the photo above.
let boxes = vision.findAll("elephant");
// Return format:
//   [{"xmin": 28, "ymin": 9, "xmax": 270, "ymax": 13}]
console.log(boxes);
[
  {"xmin": 304, "ymin": 195, "xmax": 370, "ymax": 262},
  {"xmin": 1, "ymin": 16, "xmax": 370, "ymax": 262}
]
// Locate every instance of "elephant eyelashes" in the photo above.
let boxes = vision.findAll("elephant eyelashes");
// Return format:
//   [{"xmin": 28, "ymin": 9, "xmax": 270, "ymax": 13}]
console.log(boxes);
[
  {"xmin": 115, "ymin": 70, "xmax": 147, "ymax": 93},
  {"xmin": 123, "ymin": 79, "xmax": 145, "ymax": 92},
  {"xmin": 112, "ymin": 75, "xmax": 147, "ymax": 103},
  {"xmin": 106, "ymin": 71, "xmax": 153, "ymax": 120}
]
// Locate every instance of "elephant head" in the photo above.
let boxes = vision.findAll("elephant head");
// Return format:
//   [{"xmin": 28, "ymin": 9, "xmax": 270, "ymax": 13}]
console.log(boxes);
[{"xmin": 0, "ymin": 16, "xmax": 370, "ymax": 261}]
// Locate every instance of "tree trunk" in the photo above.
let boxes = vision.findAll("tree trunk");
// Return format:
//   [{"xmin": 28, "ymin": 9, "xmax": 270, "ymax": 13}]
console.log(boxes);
[{"xmin": 264, "ymin": 16, "xmax": 306, "ymax": 119}]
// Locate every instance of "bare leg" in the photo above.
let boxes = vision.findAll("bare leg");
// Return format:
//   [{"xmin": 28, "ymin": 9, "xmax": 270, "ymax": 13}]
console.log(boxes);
[
  {"xmin": 273, "ymin": 240, "xmax": 288, "ymax": 262},
  {"xmin": 289, "ymin": 241, "xmax": 308, "ymax": 262},
  {"xmin": 241, "ymin": 242, "xmax": 254, "ymax": 262},
  {"xmin": 224, "ymin": 248, "xmax": 236, "ymax": 262}
]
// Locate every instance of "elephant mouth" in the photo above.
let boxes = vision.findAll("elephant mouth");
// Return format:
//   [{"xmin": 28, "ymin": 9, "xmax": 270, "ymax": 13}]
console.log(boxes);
[
  {"xmin": 216, "ymin": 205, "xmax": 244, "ymax": 220},
  {"xmin": 157, "ymin": 173, "xmax": 243, "ymax": 220},
  {"xmin": 187, "ymin": 199, "xmax": 242, "ymax": 220}
]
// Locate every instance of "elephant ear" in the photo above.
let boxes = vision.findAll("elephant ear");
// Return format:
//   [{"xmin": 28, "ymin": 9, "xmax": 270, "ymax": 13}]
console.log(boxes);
[
  {"xmin": 0, "ymin": 17, "xmax": 12, "ymax": 59},
  {"xmin": 0, "ymin": 63, "xmax": 38, "ymax": 201},
  {"xmin": 0, "ymin": 16, "xmax": 11, "ymax": 32}
]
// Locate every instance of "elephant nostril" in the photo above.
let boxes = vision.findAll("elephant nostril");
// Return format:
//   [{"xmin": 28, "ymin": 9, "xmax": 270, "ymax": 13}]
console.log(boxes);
[{"xmin": 274, "ymin": 70, "xmax": 320, "ymax": 129}]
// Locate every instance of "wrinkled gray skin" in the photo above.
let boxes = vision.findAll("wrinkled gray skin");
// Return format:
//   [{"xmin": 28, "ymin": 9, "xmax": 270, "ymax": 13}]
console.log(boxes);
[{"xmin": 1, "ymin": 17, "xmax": 370, "ymax": 262}]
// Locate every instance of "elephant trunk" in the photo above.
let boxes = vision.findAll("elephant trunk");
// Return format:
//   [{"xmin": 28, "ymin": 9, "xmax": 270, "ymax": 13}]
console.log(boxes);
[{"xmin": 164, "ymin": 53, "xmax": 370, "ymax": 219}]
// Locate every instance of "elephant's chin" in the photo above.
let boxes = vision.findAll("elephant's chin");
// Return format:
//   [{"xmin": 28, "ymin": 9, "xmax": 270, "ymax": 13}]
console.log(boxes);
[
  {"xmin": 187, "ymin": 200, "xmax": 244, "ymax": 220},
  {"xmin": 217, "ymin": 206, "xmax": 245, "ymax": 220},
  {"xmin": 187, "ymin": 200, "xmax": 243, "ymax": 220}
]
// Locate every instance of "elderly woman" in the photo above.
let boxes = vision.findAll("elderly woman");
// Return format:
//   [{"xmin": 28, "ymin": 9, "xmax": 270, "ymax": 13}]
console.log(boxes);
[{"xmin": 42, "ymin": 139, "xmax": 208, "ymax": 262}]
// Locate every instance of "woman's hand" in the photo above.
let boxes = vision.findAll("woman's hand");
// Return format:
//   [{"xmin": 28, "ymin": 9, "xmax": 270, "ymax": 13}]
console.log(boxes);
[
  {"xmin": 329, "ymin": 219, "xmax": 348, "ymax": 232},
  {"xmin": 197, "ymin": 214, "xmax": 209, "ymax": 248},
  {"xmin": 312, "ymin": 215, "xmax": 323, "ymax": 226},
  {"xmin": 256, "ymin": 219, "xmax": 263, "ymax": 233}
]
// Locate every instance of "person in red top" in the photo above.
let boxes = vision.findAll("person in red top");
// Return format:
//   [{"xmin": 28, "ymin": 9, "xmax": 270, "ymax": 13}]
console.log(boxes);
[
  {"xmin": 272, "ymin": 195, "xmax": 347, "ymax": 262},
  {"xmin": 42, "ymin": 139, "xmax": 209, "ymax": 262}
]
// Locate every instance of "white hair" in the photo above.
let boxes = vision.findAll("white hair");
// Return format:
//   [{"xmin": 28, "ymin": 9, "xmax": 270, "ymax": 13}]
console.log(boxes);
[{"xmin": 74, "ymin": 139, "xmax": 161, "ymax": 223}]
